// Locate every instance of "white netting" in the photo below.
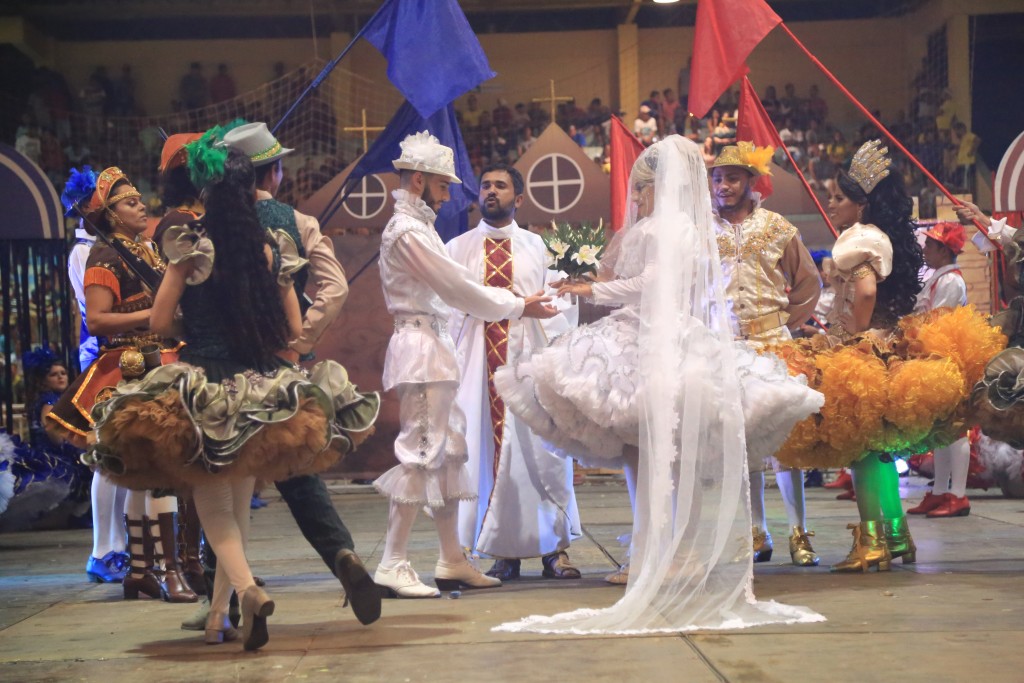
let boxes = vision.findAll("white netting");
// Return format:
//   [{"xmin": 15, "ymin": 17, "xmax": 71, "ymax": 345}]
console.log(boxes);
[{"xmin": 8, "ymin": 61, "xmax": 404, "ymax": 211}]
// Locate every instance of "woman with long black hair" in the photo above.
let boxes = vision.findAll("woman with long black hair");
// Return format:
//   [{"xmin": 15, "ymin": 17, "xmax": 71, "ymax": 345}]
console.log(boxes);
[
  {"xmin": 83, "ymin": 139, "xmax": 378, "ymax": 651},
  {"xmin": 821, "ymin": 140, "xmax": 923, "ymax": 572}
]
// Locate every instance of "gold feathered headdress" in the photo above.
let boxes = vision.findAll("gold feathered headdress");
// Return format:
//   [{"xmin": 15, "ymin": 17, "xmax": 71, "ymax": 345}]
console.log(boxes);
[{"xmin": 711, "ymin": 141, "xmax": 774, "ymax": 177}]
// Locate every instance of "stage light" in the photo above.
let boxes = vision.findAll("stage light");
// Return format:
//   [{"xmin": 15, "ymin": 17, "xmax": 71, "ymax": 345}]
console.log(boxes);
[
  {"xmin": 653, "ymin": 0, "xmax": 681, "ymax": 4},
  {"xmin": 895, "ymin": 458, "xmax": 910, "ymax": 475}
]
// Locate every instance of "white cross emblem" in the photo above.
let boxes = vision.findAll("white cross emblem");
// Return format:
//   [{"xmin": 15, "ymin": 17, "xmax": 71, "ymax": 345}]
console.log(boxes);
[
  {"xmin": 527, "ymin": 153, "xmax": 585, "ymax": 213},
  {"xmin": 343, "ymin": 174, "xmax": 388, "ymax": 219}
]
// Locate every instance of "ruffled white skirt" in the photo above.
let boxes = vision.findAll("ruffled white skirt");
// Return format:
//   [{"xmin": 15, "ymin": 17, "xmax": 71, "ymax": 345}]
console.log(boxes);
[{"xmin": 495, "ymin": 308, "xmax": 823, "ymax": 468}]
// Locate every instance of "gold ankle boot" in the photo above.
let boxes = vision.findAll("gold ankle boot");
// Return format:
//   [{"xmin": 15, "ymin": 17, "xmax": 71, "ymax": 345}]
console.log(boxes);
[
  {"xmin": 884, "ymin": 517, "xmax": 917, "ymax": 564},
  {"xmin": 752, "ymin": 526, "xmax": 773, "ymax": 563},
  {"xmin": 830, "ymin": 521, "xmax": 892, "ymax": 573},
  {"xmin": 789, "ymin": 526, "xmax": 820, "ymax": 566}
]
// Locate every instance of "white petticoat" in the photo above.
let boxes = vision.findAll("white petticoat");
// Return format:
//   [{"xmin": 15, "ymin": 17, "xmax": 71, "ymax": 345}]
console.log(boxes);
[{"xmin": 495, "ymin": 308, "xmax": 823, "ymax": 468}]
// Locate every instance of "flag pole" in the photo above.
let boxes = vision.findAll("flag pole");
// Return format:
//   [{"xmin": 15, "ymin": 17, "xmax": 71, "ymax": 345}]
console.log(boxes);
[
  {"xmin": 272, "ymin": 0, "xmax": 391, "ymax": 134},
  {"xmin": 742, "ymin": 76, "xmax": 837, "ymax": 238},
  {"xmin": 777, "ymin": 22, "xmax": 1000, "ymax": 251}
]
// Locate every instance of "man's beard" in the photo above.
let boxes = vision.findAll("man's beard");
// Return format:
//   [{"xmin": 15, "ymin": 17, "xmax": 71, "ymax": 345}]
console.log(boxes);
[
  {"xmin": 480, "ymin": 198, "xmax": 512, "ymax": 222},
  {"xmin": 421, "ymin": 185, "xmax": 438, "ymax": 211}
]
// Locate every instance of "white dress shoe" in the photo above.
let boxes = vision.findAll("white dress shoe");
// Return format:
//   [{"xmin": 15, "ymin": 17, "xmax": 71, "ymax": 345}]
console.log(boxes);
[
  {"xmin": 434, "ymin": 558, "xmax": 503, "ymax": 591},
  {"xmin": 374, "ymin": 561, "xmax": 441, "ymax": 598}
]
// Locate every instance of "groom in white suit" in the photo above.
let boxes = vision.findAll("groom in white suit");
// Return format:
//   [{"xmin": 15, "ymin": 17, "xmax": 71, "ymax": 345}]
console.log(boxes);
[{"xmin": 447, "ymin": 163, "xmax": 582, "ymax": 580}]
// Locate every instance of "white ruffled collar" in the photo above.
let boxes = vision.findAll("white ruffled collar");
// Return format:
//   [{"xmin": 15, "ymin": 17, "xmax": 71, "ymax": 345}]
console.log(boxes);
[{"xmin": 392, "ymin": 189, "xmax": 437, "ymax": 224}]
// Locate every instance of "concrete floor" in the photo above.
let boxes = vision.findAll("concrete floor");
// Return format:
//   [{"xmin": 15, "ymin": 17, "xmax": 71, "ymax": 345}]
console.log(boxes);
[{"xmin": 1, "ymin": 475, "xmax": 1022, "ymax": 683}]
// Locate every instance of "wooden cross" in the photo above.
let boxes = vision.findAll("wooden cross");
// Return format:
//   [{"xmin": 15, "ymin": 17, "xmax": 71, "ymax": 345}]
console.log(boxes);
[
  {"xmin": 343, "ymin": 109, "xmax": 385, "ymax": 151},
  {"xmin": 532, "ymin": 79, "xmax": 574, "ymax": 122}
]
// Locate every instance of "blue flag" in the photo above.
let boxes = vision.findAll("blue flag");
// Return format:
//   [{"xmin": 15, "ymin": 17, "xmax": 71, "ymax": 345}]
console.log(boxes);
[
  {"xmin": 322, "ymin": 100, "xmax": 477, "ymax": 243},
  {"xmin": 363, "ymin": 0, "xmax": 495, "ymax": 119}
]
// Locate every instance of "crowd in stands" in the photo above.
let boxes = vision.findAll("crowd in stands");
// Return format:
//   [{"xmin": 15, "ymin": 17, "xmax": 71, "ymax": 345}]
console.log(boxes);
[
  {"xmin": 7, "ymin": 62, "xmax": 346, "ymax": 214},
  {"xmin": 5, "ymin": 58, "xmax": 984, "ymax": 222},
  {"xmin": 626, "ymin": 78, "xmax": 981, "ymax": 219}
]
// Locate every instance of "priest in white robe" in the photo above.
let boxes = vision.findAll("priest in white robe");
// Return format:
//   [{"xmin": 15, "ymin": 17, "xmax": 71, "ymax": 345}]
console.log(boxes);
[{"xmin": 447, "ymin": 163, "xmax": 582, "ymax": 580}]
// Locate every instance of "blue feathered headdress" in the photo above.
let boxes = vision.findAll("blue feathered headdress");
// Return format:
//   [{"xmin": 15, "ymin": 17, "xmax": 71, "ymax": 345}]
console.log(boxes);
[
  {"xmin": 22, "ymin": 347, "xmax": 60, "ymax": 375},
  {"xmin": 61, "ymin": 166, "xmax": 98, "ymax": 217}
]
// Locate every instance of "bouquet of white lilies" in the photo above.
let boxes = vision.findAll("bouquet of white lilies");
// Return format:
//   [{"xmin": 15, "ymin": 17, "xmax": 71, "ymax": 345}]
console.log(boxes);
[{"xmin": 542, "ymin": 219, "xmax": 607, "ymax": 279}]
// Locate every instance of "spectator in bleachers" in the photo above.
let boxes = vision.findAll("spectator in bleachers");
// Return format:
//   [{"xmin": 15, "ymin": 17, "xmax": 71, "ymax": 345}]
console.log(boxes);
[
  {"xmin": 528, "ymin": 101, "xmax": 549, "ymax": 131},
  {"xmin": 633, "ymin": 105, "xmax": 657, "ymax": 147},
  {"xmin": 210, "ymin": 64, "xmax": 237, "ymax": 104},
  {"xmin": 913, "ymin": 127, "xmax": 945, "ymax": 178},
  {"xmin": 826, "ymin": 129, "xmax": 849, "ymax": 165},
  {"xmin": 677, "ymin": 56, "xmax": 692, "ymax": 104},
  {"xmin": 113, "ymin": 65, "xmax": 136, "ymax": 116},
  {"xmin": 660, "ymin": 88, "xmax": 680, "ymax": 135},
  {"xmin": 807, "ymin": 144, "xmax": 833, "ymax": 189},
  {"xmin": 641, "ymin": 90, "xmax": 662, "ymax": 123},
  {"xmin": 778, "ymin": 117, "xmax": 804, "ymax": 165},
  {"xmin": 492, "ymin": 98, "xmax": 513, "ymax": 132},
  {"xmin": 512, "ymin": 102, "xmax": 530, "ymax": 133},
  {"xmin": 517, "ymin": 126, "xmax": 536, "ymax": 158},
  {"xmin": 778, "ymin": 83, "xmax": 800, "ymax": 122},
  {"xmin": 462, "ymin": 93, "xmax": 482, "ymax": 130},
  {"xmin": 952, "ymin": 121, "xmax": 980, "ymax": 192},
  {"xmin": 711, "ymin": 111, "xmax": 736, "ymax": 153},
  {"xmin": 178, "ymin": 62, "xmax": 208, "ymax": 110},
  {"xmin": 807, "ymin": 85, "xmax": 828, "ymax": 125},
  {"xmin": 568, "ymin": 124, "xmax": 586, "ymax": 147},
  {"xmin": 91, "ymin": 66, "xmax": 115, "ymax": 116},
  {"xmin": 15, "ymin": 123, "xmax": 42, "ymax": 165}
]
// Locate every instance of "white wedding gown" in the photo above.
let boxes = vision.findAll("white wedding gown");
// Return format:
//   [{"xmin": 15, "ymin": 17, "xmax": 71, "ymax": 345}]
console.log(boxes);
[
  {"xmin": 495, "ymin": 216, "xmax": 823, "ymax": 469},
  {"xmin": 493, "ymin": 136, "xmax": 824, "ymax": 635}
]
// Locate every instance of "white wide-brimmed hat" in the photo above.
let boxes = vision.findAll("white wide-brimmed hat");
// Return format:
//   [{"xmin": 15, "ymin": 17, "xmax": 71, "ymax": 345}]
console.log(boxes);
[
  {"xmin": 392, "ymin": 131, "xmax": 462, "ymax": 183},
  {"xmin": 220, "ymin": 122, "xmax": 294, "ymax": 167}
]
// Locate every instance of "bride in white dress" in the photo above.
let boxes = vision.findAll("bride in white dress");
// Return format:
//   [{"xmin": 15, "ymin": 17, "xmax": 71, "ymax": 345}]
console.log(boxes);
[{"xmin": 494, "ymin": 135, "xmax": 825, "ymax": 634}]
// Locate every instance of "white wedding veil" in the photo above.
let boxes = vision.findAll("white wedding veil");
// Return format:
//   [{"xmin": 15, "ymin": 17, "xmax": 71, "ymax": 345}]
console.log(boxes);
[{"xmin": 496, "ymin": 136, "xmax": 823, "ymax": 634}]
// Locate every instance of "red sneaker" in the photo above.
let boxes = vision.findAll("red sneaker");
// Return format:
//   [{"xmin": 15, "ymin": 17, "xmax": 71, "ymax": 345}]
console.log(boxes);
[
  {"xmin": 926, "ymin": 494, "xmax": 971, "ymax": 518},
  {"xmin": 907, "ymin": 491, "xmax": 945, "ymax": 515},
  {"xmin": 824, "ymin": 469, "xmax": 853, "ymax": 490},
  {"xmin": 836, "ymin": 488, "xmax": 857, "ymax": 501}
]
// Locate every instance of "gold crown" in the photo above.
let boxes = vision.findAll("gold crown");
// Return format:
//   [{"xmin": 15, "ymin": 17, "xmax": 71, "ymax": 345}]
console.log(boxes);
[
  {"xmin": 711, "ymin": 141, "xmax": 773, "ymax": 176},
  {"xmin": 848, "ymin": 139, "xmax": 892, "ymax": 194}
]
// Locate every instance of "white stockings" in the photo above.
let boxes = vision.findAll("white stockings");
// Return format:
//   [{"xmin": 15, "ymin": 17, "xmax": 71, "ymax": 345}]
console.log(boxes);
[
  {"xmin": 933, "ymin": 437, "xmax": 970, "ymax": 498},
  {"xmin": 90, "ymin": 474, "xmax": 127, "ymax": 559},
  {"xmin": 191, "ymin": 476, "xmax": 257, "ymax": 615}
]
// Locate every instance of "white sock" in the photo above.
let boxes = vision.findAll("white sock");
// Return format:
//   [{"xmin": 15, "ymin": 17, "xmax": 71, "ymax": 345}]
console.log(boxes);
[
  {"xmin": 90, "ymin": 475, "xmax": 126, "ymax": 559},
  {"xmin": 381, "ymin": 501, "xmax": 419, "ymax": 569},
  {"xmin": 433, "ymin": 502, "xmax": 465, "ymax": 566},
  {"xmin": 749, "ymin": 470, "xmax": 768, "ymax": 531},
  {"xmin": 191, "ymin": 477, "xmax": 256, "ymax": 615},
  {"xmin": 948, "ymin": 437, "xmax": 970, "ymax": 498},
  {"xmin": 932, "ymin": 445, "xmax": 952, "ymax": 495},
  {"xmin": 775, "ymin": 467, "xmax": 806, "ymax": 529}
]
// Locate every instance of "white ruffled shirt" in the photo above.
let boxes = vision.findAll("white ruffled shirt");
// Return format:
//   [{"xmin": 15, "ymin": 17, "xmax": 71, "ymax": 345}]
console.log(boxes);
[
  {"xmin": 378, "ymin": 190, "xmax": 524, "ymax": 390},
  {"xmin": 915, "ymin": 263, "xmax": 968, "ymax": 312}
]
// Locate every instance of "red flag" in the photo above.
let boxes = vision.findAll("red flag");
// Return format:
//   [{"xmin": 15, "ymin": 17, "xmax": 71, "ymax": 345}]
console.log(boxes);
[
  {"xmin": 689, "ymin": 0, "xmax": 782, "ymax": 119},
  {"xmin": 609, "ymin": 116, "xmax": 645, "ymax": 231},
  {"xmin": 737, "ymin": 75, "xmax": 783, "ymax": 197}
]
